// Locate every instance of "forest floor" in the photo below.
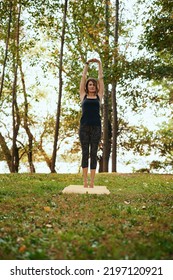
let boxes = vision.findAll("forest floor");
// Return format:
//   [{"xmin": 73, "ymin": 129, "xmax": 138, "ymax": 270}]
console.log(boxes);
[{"xmin": 0, "ymin": 173, "xmax": 173, "ymax": 260}]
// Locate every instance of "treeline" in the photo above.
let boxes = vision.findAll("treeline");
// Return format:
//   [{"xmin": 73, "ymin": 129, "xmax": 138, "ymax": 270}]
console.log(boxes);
[{"xmin": 0, "ymin": 0, "xmax": 172, "ymax": 173}]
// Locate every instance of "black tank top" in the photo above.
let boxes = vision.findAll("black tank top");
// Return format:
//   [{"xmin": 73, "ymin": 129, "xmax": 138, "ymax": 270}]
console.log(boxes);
[{"xmin": 80, "ymin": 95, "xmax": 101, "ymax": 126}]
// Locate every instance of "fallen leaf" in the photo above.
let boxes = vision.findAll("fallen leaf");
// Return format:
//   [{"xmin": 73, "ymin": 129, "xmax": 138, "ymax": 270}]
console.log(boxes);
[
  {"xmin": 19, "ymin": 245, "xmax": 26, "ymax": 253},
  {"xmin": 124, "ymin": 200, "xmax": 130, "ymax": 204},
  {"xmin": 17, "ymin": 237, "xmax": 24, "ymax": 243},
  {"xmin": 46, "ymin": 224, "xmax": 53, "ymax": 228},
  {"xmin": 44, "ymin": 206, "xmax": 51, "ymax": 212}
]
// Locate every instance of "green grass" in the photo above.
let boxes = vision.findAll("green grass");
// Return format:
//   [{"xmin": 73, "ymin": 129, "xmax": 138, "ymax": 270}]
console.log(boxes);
[{"xmin": 0, "ymin": 173, "xmax": 173, "ymax": 260}]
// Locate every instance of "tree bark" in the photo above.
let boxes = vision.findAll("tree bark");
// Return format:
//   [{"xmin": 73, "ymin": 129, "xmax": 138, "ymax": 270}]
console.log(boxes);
[
  {"xmin": 102, "ymin": 0, "xmax": 110, "ymax": 172},
  {"xmin": 111, "ymin": 0, "xmax": 119, "ymax": 172},
  {"xmin": 11, "ymin": 3, "xmax": 21, "ymax": 173},
  {"xmin": 0, "ymin": 132, "xmax": 12, "ymax": 172},
  {"xmin": 36, "ymin": 141, "xmax": 52, "ymax": 170},
  {"xmin": 0, "ymin": 0, "xmax": 12, "ymax": 99},
  {"xmin": 19, "ymin": 61, "xmax": 36, "ymax": 173},
  {"xmin": 51, "ymin": 0, "xmax": 68, "ymax": 173}
]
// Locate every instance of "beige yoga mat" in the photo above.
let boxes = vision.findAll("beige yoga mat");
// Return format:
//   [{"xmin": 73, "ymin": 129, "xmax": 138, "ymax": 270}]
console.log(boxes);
[{"xmin": 62, "ymin": 185, "xmax": 110, "ymax": 195}]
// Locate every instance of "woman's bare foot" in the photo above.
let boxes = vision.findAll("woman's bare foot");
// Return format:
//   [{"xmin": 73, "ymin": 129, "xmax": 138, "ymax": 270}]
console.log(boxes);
[
  {"xmin": 89, "ymin": 182, "xmax": 94, "ymax": 188},
  {"xmin": 84, "ymin": 181, "xmax": 88, "ymax": 188}
]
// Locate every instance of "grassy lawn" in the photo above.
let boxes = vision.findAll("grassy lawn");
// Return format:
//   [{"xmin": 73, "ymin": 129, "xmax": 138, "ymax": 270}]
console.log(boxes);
[{"xmin": 0, "ymin": 173, "xmax": 173, "ymax": 260}]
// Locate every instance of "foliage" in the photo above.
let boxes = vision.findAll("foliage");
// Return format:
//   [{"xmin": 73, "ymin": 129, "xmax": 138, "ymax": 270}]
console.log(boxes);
[
  {"xmin": 151, "ymin": 119, "xmax": 173, "ymax": 169},
  {"xmin": 141, "ymin": 0, "xmax": 173, "ymax": 55},
  {"xmin": 139, "ymin": 0, "xmax": 173, "ymax": 86},
  {"xmin": 120, "ymin": 125, "xmax": 154, "ymax": 156},
  {"xmin": 0, "ymin": 173, "xmax": 173, "ymax": 260}
]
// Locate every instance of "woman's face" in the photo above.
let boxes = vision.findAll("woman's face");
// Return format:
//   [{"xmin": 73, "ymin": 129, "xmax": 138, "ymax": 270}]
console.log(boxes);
[{"xmin": 87, "ymin": 81, "xmax": 97, "ymax": 94}]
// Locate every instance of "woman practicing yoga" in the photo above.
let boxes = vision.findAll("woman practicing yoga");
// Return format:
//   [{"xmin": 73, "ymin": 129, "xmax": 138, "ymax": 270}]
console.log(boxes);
[{"xmin": 79, "ymin": 58, "xmax": 104, "ymax": 188}]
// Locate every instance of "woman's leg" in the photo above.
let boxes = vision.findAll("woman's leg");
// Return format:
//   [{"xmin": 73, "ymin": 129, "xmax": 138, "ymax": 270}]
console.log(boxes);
[
  {"xmin": 90, "ymin": 142, "xmax": 99, "ymax": 188},
  {"xmin": 90, "ymin": 169, "xmax": 96, "ymax": 188},
  {"xmin": 83, "ymin": 167, "xmax": 88, "ymax": 188},
  {"xmin": 81, "ymin": 142, "xmax": 89, "ymax": 187},
  {"xmin": 89, "ymin": 126, "xmax": 101, "ymax": 188},
  {"xmin": 79, "ymin": 125, "xmax": 90, "ymax": 188}
]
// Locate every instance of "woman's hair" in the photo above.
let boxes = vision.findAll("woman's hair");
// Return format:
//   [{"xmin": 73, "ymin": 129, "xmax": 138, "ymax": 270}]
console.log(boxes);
[{"xmin": 85, "ymin": 78, "xmax": 99, "ymax": 94}]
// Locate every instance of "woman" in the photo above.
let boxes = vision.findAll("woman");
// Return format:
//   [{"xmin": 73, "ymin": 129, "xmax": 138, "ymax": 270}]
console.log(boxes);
[{"xmin": 79, "ymin": 58, "xmax": 104, "ymax": 188}]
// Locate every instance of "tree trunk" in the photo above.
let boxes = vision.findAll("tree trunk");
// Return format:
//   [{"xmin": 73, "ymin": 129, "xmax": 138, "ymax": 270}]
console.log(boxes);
[
  {"xmin": 111, "ymin": 83, "xmax": 118, "ymax": 172},
  {"xmin": 11, "ymin": 3, "xmax": 21, "ymax": 173},
  {"xmin": 19, "ymin": 61, "xmax": 36, "ymax": 173},
  {"xmin": 36, "ymin": 141, "xmax": 52, "ymax": 170},
  {"xmin": 111, "ymin": 0, "xmax": 119, "ymax": 172},
  {"xmin": 103, "ymin": 85, "xmax": 109, "ymax": 172},
  {"xmin": 102, "ymin": 0, "xmax": 110, "ymax": 172},
  {"xmin": 51, "ymin": 0, "xmax": 68, "ymax": 173},
  {"xmin": 20, "ymin": 57, "xmax": 52, "ymax": 172},
  {"xmin": 99, "ymin": 119, "xmax": 112, "ymax": 173},
  {"xmin": 0, "ymin": 0, "xmax": 12, "ymax": 99},
  {"xmin": 0, "ymin": 132, "xmax": 12, "ymax": 172}
]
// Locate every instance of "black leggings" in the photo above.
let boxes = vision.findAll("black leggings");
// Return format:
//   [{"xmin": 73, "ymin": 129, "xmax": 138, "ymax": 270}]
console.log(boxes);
[{"xmin": 79, "ymin": 125, "xmax": 101, "ymax": 169}]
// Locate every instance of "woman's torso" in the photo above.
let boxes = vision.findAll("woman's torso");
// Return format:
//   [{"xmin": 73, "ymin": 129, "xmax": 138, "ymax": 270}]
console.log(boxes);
[{"xmin": 80, "ymin": 95, "xmax": 101, "ymax": 126}]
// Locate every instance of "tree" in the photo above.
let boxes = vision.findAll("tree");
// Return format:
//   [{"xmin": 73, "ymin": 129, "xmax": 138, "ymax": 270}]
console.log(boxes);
[
  {"xmin": 0, "ymin": 0, "xmax": 12, "ymax": 99},
  {"xmin": 51, "ymin": 0, "xmax": 68, "ymax": 173},
  {"xmin": 137, "ymin": 0, "xmax": 173, "ymax": 172},
  {"xmin": 151, "ymin": 119, "xmax": 173, "ymax": 171},
  {"xmin": 102, "ymin": 0, "xmax": 111, "ymax": 172},
  {"xmin": 138, "ymin": 0, "xmax": 173, "ymax": 82},
  {"xmin": 111, "ymin": 0, "xmax": 119, "ymax": 172},
  {"xmin": 141, "ymin": 0, "xmax": 173, "ymax": 56},
  {"xmin": 11, "ymin": 3, "xmax": 21, "ymax": 172},
  {"xmin": 19, "ymin": 60, "xmax": 36, "ymax": 172},
  {"xmin": 0, "ymin": 132, "xmax": 12, "ymax": 172}
]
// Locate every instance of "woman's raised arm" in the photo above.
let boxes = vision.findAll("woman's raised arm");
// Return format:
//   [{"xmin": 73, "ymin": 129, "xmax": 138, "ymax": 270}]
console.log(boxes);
[
  {"xmin": 79, "ymin": 62, "xmax": 89, "ymax": 101},
  {"xmin": 79, "ymin": 58, "xmax": 104, "ymax": 101},
  {"xmin": 97, "ymin": 60, "xmax": 104, "ymax": 101}
]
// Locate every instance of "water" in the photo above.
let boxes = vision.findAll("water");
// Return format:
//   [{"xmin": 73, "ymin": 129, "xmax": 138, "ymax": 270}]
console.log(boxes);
[
  {"xmin": 0, "ymin": 157, "xmax": 172, "ymax": 174},
  {"xmin": 0, "ymin": 161, "xmax": 80, "ymax": 174}
]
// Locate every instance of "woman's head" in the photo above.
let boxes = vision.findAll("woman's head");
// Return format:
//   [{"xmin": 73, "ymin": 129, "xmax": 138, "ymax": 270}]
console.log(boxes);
[{"xmin": 85, "ymin": 78, "xmax": 98, "ymax": 95}]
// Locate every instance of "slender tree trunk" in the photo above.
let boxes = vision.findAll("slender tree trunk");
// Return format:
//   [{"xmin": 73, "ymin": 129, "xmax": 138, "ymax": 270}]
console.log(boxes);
[
  {"xmin": 19, "ymin": 61, "xmax": 36, "ymax": 173},
  {"xmin": 102, "ymin": 0, "xmax": 110, "ymax": 172},
  {"xmin": 36, "ymin": 141, "xmax": 52, "ymax": 170},
  {"xmin": 103, "ymin": 85, "xmax": 109, "ymax": 172},
  {"xmin": 20, "ymin": 60, "xmax": 52, "ymax": 173},
  {"xmin": 0, "ymin": 0, "xmax": 12, "ymax": 99},
  {"xmin": 11, "ymin": 4, "xmax": 21, "ymax": 173},
  {"xmin": 0, "ymin": 132, "xmax": 12, "ymax": 172},
  {"xmin": 20, "ymin": 59, "xmax": 51, "ymax": 172},
  {"xmin": 51, "ymin": 0, "xmax": 68, "ymax": 173},
  {"xmin": 111, "ymin": 0, "xmax": 119, "ymax": 172}
]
